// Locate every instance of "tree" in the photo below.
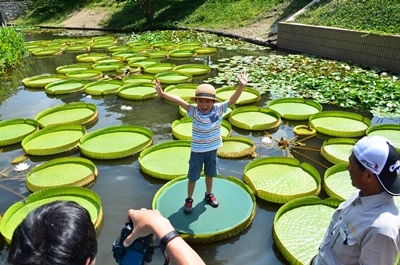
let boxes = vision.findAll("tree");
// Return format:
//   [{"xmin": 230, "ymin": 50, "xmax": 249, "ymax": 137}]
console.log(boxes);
[{"xmin": 133, "ymin": 0, "xmax": 161, "ymax": 23}]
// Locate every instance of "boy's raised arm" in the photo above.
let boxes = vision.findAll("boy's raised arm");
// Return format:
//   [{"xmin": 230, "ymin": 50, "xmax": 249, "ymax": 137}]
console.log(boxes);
[
  {"xmin": 227, "ymin": 71, "xmax": 249, "ymax": 107},
  {"xmin": 155, "ymin": 79, "xmax": 190, "ymax": 112}
]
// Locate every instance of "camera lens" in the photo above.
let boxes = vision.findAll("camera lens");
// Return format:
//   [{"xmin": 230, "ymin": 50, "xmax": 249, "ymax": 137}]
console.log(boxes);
[{"xmin": 133, "ymin": 241, "xmax": 144, "ymax": 251}]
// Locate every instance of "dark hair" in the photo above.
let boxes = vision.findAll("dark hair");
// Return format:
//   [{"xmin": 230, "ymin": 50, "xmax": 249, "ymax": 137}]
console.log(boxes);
[{"xmin": 8, "ymin": 201, "xmax": 97, "ymax": 265}]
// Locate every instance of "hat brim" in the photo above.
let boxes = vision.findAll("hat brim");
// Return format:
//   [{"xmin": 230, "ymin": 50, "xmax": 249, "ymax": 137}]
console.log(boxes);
[
  {"xmin": 376, "ymin": 173, "xmax": 400, "ymax": 196},
  {"xmin": 190, "ymin": 96, "xmax": 220, "ymax": 103}
]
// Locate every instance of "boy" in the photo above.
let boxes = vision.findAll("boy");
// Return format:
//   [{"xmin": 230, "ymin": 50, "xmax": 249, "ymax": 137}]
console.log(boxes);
[{"xmin": 155, "ymin": 71, "xmax": 248, "ymax": 213}]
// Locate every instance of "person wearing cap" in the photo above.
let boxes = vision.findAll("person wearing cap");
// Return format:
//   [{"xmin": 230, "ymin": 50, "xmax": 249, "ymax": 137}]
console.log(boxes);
[
  {"xmin": 311, "ymin": 135, "xmax": 400, "ymax": 265},
  {"xmin": 154, "ymin": 72, "xmax": 248, "ymax": 214}
]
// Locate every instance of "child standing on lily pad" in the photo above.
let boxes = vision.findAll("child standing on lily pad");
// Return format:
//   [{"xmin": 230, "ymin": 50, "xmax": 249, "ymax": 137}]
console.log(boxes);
[{"xmin": 155, "ymin": 71, "xmax": 248, "ymax": 214}]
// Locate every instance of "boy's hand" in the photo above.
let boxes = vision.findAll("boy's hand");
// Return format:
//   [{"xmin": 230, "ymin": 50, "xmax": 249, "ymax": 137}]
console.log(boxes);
[
  {"xmin": 154, "ymin": 79, "xmax": 163, "ymax": 95},
  {"xmin": 238, "ymin": 71, "xmax": 249, "ymax": 87}
]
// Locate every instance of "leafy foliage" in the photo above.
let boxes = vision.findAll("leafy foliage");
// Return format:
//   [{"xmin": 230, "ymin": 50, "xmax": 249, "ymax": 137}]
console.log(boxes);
[
  {"xmin": 294, "ymin": 0, "xmax": 400, "ymax": 35},
  {"xmin": 0, "ymin": 27, "xmax": 27, "ymax": 76}
]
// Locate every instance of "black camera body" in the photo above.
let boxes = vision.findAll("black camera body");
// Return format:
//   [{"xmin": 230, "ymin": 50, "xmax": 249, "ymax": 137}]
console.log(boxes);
[{"xmin": 112, "ymin": 221, "xmax": 154, "ymax": 265}]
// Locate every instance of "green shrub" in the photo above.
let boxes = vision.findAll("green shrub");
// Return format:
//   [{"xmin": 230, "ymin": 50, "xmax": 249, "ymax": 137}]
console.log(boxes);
[{"xmin": 0, "ymin": 27, "xmax": 27, "ymax": 76}]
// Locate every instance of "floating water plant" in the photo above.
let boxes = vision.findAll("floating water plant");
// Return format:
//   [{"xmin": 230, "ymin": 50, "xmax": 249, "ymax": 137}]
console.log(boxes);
[
  {"xmin": 22, "ymin": 74, "xmax": 65, "ymax": 88},
  {"xmin": 218, "ymin": 137, "xmax": 256, "ymax": 159},
  {"xmin": 321, "ymin": 138, "xmax": 356, "ymax": 165},
  {"xmin": 155, "ymin": 72, "xmax": 192, "ymax": 84},
  {"xmin": 117, "ymin": 83, "xmax": 158, "ymax": 100},
  {"xmin": 44, "ymin": 79, "xmax": 88, "ymax": 95},
  {"xmin": 84, "ymin": 79, "xmax": 123, "ymax": 96},
  {"xmin": 173, "ymin": 64, "xmax": 211, "ymax": 76},
  {"xmin": 366, "ymin": 124, "xmax": 400, "ymax": 151},
  {"xmin": 216, "ymin": 86, "xmax": 260, "ymax": 105},
  {"xmin": 0, "ymin": 118, "xmax": 39, "ymax": 146},
  {"xmin": 229, "ymin": 106, "xmax": 281, "ymax": 131},
  {"xmin": 268, "ymin": 97, "xmax": 322, "ymax": 120}
]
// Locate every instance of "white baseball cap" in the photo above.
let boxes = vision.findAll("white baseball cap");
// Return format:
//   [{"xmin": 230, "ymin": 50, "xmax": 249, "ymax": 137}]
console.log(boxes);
[{"xmin": 354, "ymin": 135, "xmax": 400, "ymax": 195}]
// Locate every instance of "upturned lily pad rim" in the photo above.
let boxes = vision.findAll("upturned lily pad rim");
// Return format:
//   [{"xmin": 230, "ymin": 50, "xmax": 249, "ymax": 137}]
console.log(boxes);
[
  {"xmin": 0, "ymin": 186, "xmax": 103, "ymax": 243},
  {"xmin": 324, "ymin": 163, "xmax": 350, "ymax": 200},
  {"xmin": 26, "ymin": 156, "xmax": 98, "ymax": 192},
  {"xmin": 321, "ymin": 138, "xmax": 356, "ymax": 165},
  {"xmin": 273, "ymin": 196, "xmax": 341, "ymax": 265},
  {"xmin": 0, "ymin": 118, "xmax": 39, "ymax": 146},
  {"xmin": 168, "ymin": 49, "xmax": 195, "ymax": 58},
  {"xmin": 244, "ymin": 156, "xmax": 321, "ymax": 203},
  {"xmin": 173, "ymin": 64, "xmax": 211, "ymax": 76},
  {"xmin": 22, "ymin": 74, "xmax": 66, "ymax": 88},
  {"xmin": 143, "ymin": 63, "xmax": 176, "ymax": 74},
  {"xmin": 268, "ymin": 97, "xmax": 322, "ymax": 120},
  {"xmin": 155, "ymin": 71, "xmax": 192, "ymax": 84},
  {"xmin": 366, "ymin": 124, "xmax": 400, "ymax": 152},
  {"xmin": 65, "ymin": 70, "xmax": 103, "ymax": 80},
  {"xmin": 216, "ymin": 86, "xmax": 260, "ymax": 105},
  {"xmin": 44, "ymin": 79, "xmax": 89, "ymax": 95},
  {"xmin": 83, "ymin": 79, "xmax": 123, "ymax": 96},
  {"xmin": 309, "ymin": 111, "xmax": 371, "ymax": 138},
  {"xmin": 117, "ymin": 83, "xmax": 158, "ymax": 101},
  {"xmin": 122, "ymin": 74, "xmax": 155, "ymax": 84},
  {"xmin": 218, "ymin": 136, "xmax": 256, "ymax": 158},
  {"xmin": 56, "ymin": 63, "xmax": 91, "ymax": 74},
  {"xmin": 35, "ymin": 102, "xmax": 98, "ymax": 128},
  {"xmin": 76, "ymin": 53, "xmax": 107, "ymax": 62},
  {"xmin": 229, "ymin": 106, "xmax": 282, "ymax": 131},
  {"xmin": 293, "ymin": 125, "xmax": 316, "ymax": 136}
]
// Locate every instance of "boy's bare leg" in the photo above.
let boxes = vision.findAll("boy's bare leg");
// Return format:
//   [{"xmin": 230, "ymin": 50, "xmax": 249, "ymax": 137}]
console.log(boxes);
[
  {"xmin": 187, "ymin": 180, "xmax": 196, "ymax": 198},
  {"xmin": 205, "ymin": 176, "xmax": 213, "ymax": 194}
]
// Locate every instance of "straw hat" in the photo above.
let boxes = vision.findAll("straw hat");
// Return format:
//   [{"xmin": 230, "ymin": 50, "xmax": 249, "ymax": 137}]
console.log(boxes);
[{"xmin": 190, "ymin": 84, "xmax": 220, "ymax": 102}]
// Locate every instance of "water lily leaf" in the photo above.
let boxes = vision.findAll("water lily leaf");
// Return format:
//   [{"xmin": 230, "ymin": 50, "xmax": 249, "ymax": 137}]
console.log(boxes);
[
  {"xmin": 244, "ymin": 156, "xmax": 321, "ymax": 203},
  {"xmin": 56, "ymin": 64, "xmax": 91, "ymax": 74},
  {"xmin": 168, "ymin": 49, "xmax": 195, "ymax": 59},
  {"xmin": 194, "ymin": 47, "xmax": 217, "ymax": 55},
  {"xmin": 366, "ymin": 124, "xmax": 400, "ymax": 152},
  {"xmin": 293, "ymin": 125, "xmax": 316, "ymax": 136},
  {"xmin": 229, "ymin": 106, "xmax": 281, "ymax": 131},
  {"xmin": 84, "ymin": 79, "xmax": 123, "ymax": 96},
  {"xmin": 268, "ymin": 97, "xmax": 322, "ymax": 120},
  {"xmin": 91, "ymin": 61, "xmax": 125, "ymax": 72},
  {"xmin": 65, "ymin": 70, "xmax": 103, "ymax": 80},
  {"xmin": 26, "ymin": 157, "xmax": 98, "ymax": 192},
  {"xmin": 138, "ymin": 140, "xmax": 191, "ymax": 180},
  {"xmin": 129, "ymin": 59, "xmax": 160, "ymax": 69},
  {"xmin": 79, "ymin": 125, "xmax": 153, "ymax": 160},
  {"xmin": 171, "ymin": 117, "xmax": 231, "ymax": 140},
  {"xmin": 321, "ymin": 138, "xmax": 356, "ymax": 165},
  {"xmin": 144, "ymin": 63, "xmax": 176, "ymax": 74},
  {"xmin": 112, "ymin": 51, "xmax": 139, "ymax": 61},
  {"xmin": 144, "ymin": 50, "xmax": 169, "ymax": 58},
  {"xmin": 173, "ymin": 64, "xmax": 211, "ymax": 76},
  {"xmin": 324, "ymin": 164, "xmax": 354, "ymax": 200},
  {"xmin": 22, "ymin": 74, "xmax": 66, "ymax": 88},
  {"xmin": 76, "ymin": 53, "xmax": 107, "ymax": 63},
  {"xmin": 155, "ymin": 71, "xmax": 192, "ymax": 84},
  {"xmin": 164, "ymin": 84, "xmax": 198, "ymax": 101},
  {"xmin": 218, "ymin": 137, "xmax": 255, "ymax": 158},
  {"xmin": 216, "ymin": 86, "xmax": 260, "ymax": 105},
  {"xmin": 0, "ymin": 186, "xmax": 103, "ymax": 243},
  {"xmin": 309, "ymin": 111, "xmax": 371, "ymax": 137},
  {"xmin": 117, "ymin": 83, "xmax": 158, "ymax": 100},
  {"xmin": 31, "ymin": 48, "xmax": 61, "ymax": 56},
  {"xmin": 273, "ymin": 196, "xmax": 340, "ymax": 265},
  {"xmin": 35, "ymin": 102, "xmax": 98, "ymax": 128},
  {"xmin": 45, "ymin": 79, "xmax": 88, "ymax": 95},
  {"xmin": 122, "ymin": 74, "xmax": 154, "ymax": 84},
  {"xmin": 22, "ymin": 124, "xmax": 86, "ymax": 156},
  {"xmin": 108, "ymin": 45, "xmax": 133, "ymax": 53},
  {"xmin": 0, "ymin": 118, "xmax": 39, "ymax": 146}
]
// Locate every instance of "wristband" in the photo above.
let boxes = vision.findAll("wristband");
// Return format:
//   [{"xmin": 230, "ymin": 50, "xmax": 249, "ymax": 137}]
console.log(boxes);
[{"xmin": 159, "ymin": 230, "xmax": 180, "ymax": 253}]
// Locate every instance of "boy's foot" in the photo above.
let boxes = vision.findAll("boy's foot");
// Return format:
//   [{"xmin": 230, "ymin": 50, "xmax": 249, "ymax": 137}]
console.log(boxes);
[
  {"xmin": 205, "ymin": 193, "xmax": 219, "ymax": 208},
  {"xmin": 184, "ymin": 198, "xmax": 193, "ymax": 214}
]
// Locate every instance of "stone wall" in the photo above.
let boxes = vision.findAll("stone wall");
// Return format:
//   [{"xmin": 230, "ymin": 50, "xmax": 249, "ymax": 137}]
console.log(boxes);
[
  {"xmin": 0, "ymin": 1, "xmax": 29, "ymax": 26},
  {"xmin": 277, "ymin": 22, "xmax": 400, "ymax": 74}
]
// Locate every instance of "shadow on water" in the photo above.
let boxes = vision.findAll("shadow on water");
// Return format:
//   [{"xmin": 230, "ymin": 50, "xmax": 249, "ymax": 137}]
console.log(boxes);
[{"xmin": 0, "ymin": 30, "xmax": 398, "ymax": 265}]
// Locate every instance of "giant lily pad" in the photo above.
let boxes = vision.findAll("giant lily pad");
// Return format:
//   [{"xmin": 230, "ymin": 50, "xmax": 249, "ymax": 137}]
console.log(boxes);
[
  {"xmin": 112, "ymin": 51, "xmax": 139, "ymax": 61},
  {"xmin": 0, "ymin": 118, "xmax": 39, "ymax": 146},
  {"xmin": 0, "ymin": 186, "xmax": 103, "ymax": 243},
  {"xmin": 22, "ymin": 124, "xmax": 86, "ymax": 156},
  {"xmin": 108, "ymin": 45, "xmax": 133, "ymax": 52},
  {"xmin": 35, "ymin": 102, "xmax": 98, "ymax": 128},
  {"xmin": 268, "ymin": 97, "xmax": 322, "ymax": 120},
  {"xmin": 155, "ymin": 72, "xmax": 192, "ymax": 84},
  {"xmin": 173, "ymin": 64, "xmax": 211, "ymax": 76},
  {"xmin": 194, "ymin": 47, "xmax": 217, "ymax": 55},
  {"xmin": 153, "ymin": 176, "xmax": 256, "ymax": 243},
  {"xmin": 122, "ymin": 74, "xmax": 154, "ymax": 85},
  {"xmin": 321, "ymin": 138, "xmax": 356, "ymax": 165},
  {"xmin": 76, "ymin": 53, "xmax": 107, "ymax": 63},
  {"xmin": 366, "ymin": 124, "xmax": 400, "ymax": 152},
  {"xmin": 309, "ymin": 111, "xmax": 371, "ymax": 137},
  {"xmin": 31, "ymin": 48, "xmax": 61, "ymax": 56},
  {"xmin": 117, "ymin": 83, "xmax": 157, "ymax": 100},
  {"xmin": 324, "ymin": 163, "xmax": 353, "ymax": 200},
  {"xmin": 138, "ymin": 140, "xmax": 191, "ymax": 180},
  {"xmin": 129, "ymin": 59, "xmax": 160, "ymax": 69},
  {"xmin": 216, "ymin": 86, "xmax": 260, "ymax": 105},
  {"xmin": 171, "ymin": 117, "xmax": 232, "ymax": 140},
  {"xmin": 66, "ymin": 70, "xmax": 102, "ymax": 80},
  {"xmin": 274, "ymin": 196, "xmax": 340, "ymax": 265},
  {"xmin": 144, "ymin": 63, "xmax": 176, "ymax": 74},
  {"xmin": 91, "ymin": 61, "xmax": 125, "ymax": 72},
  {"xmin": 84, "ymin": 79, "xmax": 123, "ymax": 95},
  {"xmin": 244, "ymin": 156, "xmax": 321, "ymax": 203},
  {"xmin": 145, "ymin": 50, "xmax": 168, "ymax": 59},
  {"xmin": 218, "ymin": 137, "xmax": 255, "ymax": 158},
  {"xmin": 164, "ymin": 84, "xmax": 198, "ymax": 101},
  {"xmin": 26, "ymin": 157, "xmax": 98, "ymax": 192},
  {"xmin": 168, "ymin": 49, "xmax": 195, "ymax": 59},
  {"xmin": 56, "ymin": 64, "xmax": 91, "ymax": 74},
  {"xmin": 229, "ymin": 106, "xmax": 281, "ymax": 131},
  {"xmin": 79, "ymin": 125, "xmax": 153, "ymax": 159},
  {"xmin": 22, "ymin": 74, "xmax": 65, "ymax": 88},
  {"xmin": 45, "ymin": 79, "xmax": 88, "ymax": 95}
]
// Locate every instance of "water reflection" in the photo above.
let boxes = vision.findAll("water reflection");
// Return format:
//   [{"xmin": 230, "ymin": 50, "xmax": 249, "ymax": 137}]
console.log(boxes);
[{"xmin": 0, "ymin": 31, "xmax": 398, "ymax": 265}]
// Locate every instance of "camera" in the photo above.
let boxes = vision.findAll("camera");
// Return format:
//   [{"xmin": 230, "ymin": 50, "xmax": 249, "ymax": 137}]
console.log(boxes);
[{"xmin": 112, "ymin": 221, "xmax": 154, "ymax": 265}]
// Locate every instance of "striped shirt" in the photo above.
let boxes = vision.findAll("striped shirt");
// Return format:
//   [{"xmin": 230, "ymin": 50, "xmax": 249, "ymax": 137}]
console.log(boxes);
[{"xmin": 188, "ymin": 101, "xmax": 228, "ymax": 153}]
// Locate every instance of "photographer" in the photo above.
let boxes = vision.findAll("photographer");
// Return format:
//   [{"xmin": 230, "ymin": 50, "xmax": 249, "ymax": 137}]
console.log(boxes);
[{"xmin": 124, "ymin": 208, "xmax": 205, "ymax": 265}]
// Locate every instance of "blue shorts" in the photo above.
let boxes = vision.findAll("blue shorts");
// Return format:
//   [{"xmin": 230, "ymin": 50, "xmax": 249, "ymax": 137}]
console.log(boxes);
[{"xmin": 187, "ymin": 150, "xmax": 218, "ymax": 181}]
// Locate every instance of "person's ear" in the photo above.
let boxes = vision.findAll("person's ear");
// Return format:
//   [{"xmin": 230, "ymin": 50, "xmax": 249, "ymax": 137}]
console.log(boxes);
[{"xmin": 85, "ymin": 257, "xmax": 96, "ymax": 265}]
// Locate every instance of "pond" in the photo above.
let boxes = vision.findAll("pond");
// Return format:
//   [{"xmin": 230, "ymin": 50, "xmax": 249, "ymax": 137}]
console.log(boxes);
[{"xmin": 0, "ymin": 29, "xmax": 398, "ymax": 265}]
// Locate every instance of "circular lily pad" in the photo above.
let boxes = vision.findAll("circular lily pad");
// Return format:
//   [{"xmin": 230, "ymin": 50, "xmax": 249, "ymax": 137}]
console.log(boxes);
[
  {"xmin": 229, "ymin": 106, "xmax": 281, "ymax": 131},
  {"xmin": 153, "ymin": 176, "xmax": 256, "ymax": 243},
  {"xmin": 216, "ymin": 86, "xmax": 260, "ymax": 105},
  {"xmin": 194, "ymin": 47, "xmax": 217, "ymax": 55},
  {"xmin": 164, "ymin": 84, "xmax": 198, "ymax": 101},
  {"xmin": 108, "ymin": 45, "xmax": 133, "ymax": 52},
  {"xmin": 244, "ymin": 156, "xmax": 321, "ymax": 203},
  {"xmin": 171, "ymin": 118, "xmax": 232, "ymax": 140},
  {"xmin": 367, "ymin": 124, "xmax": 400, "ymax": 152},
  {"xmin": 22, "ymin": 74, "xmax": 65, "ymax": 88},
  {"xmin": 91, "ymin": 61, "xmax": 125, "ymax": 72},
  {"xmin": 218, "ymin": 137, "xmax": 255, "ymax": 158},
  {"xmin": 117, "ymin": 83, "xmax": 158, "ymax": 100},
  {"xmin": 22, "ymin": 124, "xmax": 86, "ymax": 156},
  {"xmin": 76, "ymin": 53, "xmax": 107, "ymax": 63},
  {"xmin": 321, "ymin": 138, "xmax": 356, "ymax": 165},
  {"xmin": 26, "ymin": 157, "xmax": 98, "ymax": 192},
  {"xmin": 32, "ymin": 48, "xmax": 60, "ymax": 56},
  {"xmin": 273, "ymin": 196, "xmax": 340, "ymax": 265},
  {"xmin": 35, "ymin": 102, "xmax": 98, "ymax": 128},
  {"xmin": 144, "ymin": 63, "xmax": 176, "ymax": 74},
  {"xmin": 309, "ymin": 111, "xmax": 371, "ymax": 137},
  {"xmin": 56, "ymin": 64, "xmax": 91, "ymax": 74},
  {"xmin": 293, "ymin": 125, "xmax": 316, "ymax": 136},
  {"xmin": 122, "ymin": 74, "xmax": 154, "ymax": 85},
  {"xmin": 65, "ymin": 45, "xmax": 90, "ymax": 51},
  {"xmin": 0, "ymin": 186, "xmax": 103, "ymax": 243},
  {"xmin": 84, "ymin": 79, "xmax": 123, "ymax": 95},
  {"xmin": 168, "ymin": 49, "xmax": 195, "ymax": 59},
  {"xmin": 79, "ymin": 125, "xmax": 153, "ymax": 160},
  {"xmin": 66, "ymin": 70, "xmax": 103, "ymax": 80},
  {"xmin": 173, "ymin": 64, "xmax": 211, "ymax": 76},
  {"xmin": 268, "ymin": 97, "xmax": 322, "ymax": 120},
  {"xmin": 0, "ymin": 118, "xmax": 39, "ymax": 146},
  {"xmin": 45, "ymin": 79, "xmax": 88, "ymax": 95},
  {"xmin": 324, "ymin": 163, "xmax": 353, "ymax": 200},
  {"xmin": 138, "ymin": 140, "xmax": 191, "ymax": 180},
  {"xmin": 155, "ymin": 72, "xmax": 192, "ymax": 84},
  {"xmin": 145, "ymin": 50, "xmax": 168, "ymax": 58},
  {"xmin": 129, "ymin": 59, "xmax": 160, "ymax": 69}
]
